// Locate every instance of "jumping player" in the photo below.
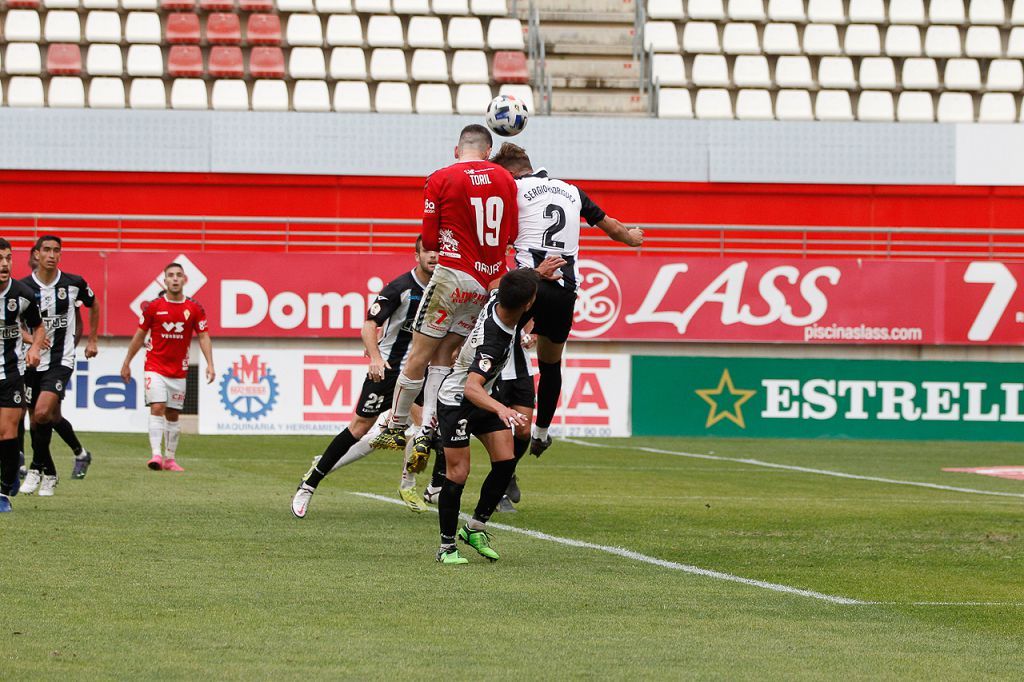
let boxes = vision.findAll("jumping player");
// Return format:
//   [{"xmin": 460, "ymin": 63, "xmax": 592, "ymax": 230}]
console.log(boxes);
[
  {"xmin": 19, "ymin": 236, "xmax": 100, "ymax": 497},
  {"xmin": 490, "ymin": 143, "xmax": 643, "ymax": 456},
  {"xmin": 0, "ymin": 239, "xmax": 46, "ymax": 512},
  {"xmin": 120, "ymin": 262, "xmax": 215, "ymax": 472}
]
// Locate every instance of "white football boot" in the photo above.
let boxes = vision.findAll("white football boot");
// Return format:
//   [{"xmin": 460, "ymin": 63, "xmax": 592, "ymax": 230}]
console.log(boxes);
[{"xmin": 38, "ymin": 474, "xmax": 58, "ymax": 497}]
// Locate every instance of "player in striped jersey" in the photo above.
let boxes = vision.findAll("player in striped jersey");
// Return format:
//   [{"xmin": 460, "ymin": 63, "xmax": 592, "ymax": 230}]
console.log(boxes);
[
  {"xmin": 0, "ymin": 239, "xmax": 47, "ymax": 512},
  {"xmin": 290, "ymin": 238, "xmax": 438, "ymax": 518}
]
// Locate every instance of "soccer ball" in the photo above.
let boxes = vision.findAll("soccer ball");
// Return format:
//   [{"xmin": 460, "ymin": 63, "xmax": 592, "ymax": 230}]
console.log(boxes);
[{"xmin": 485, "ymin": 95, "xmax": 529, "ymax": 137}]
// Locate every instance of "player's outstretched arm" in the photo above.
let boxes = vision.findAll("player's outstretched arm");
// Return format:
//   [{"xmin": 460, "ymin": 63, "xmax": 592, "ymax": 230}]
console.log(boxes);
[
  {"xmin": 534, "ymin": 255, "xmax": 568, "ymax": 281},
  {"xmin": 120, "ymin": 329, "xmax": 147, "ymax": 383},
  {"xmin": 465, "ymin": 373, "xmax": 528, "ymax": 429},
  {"xmin": 198, "ymin": 331, "xmax": 215, "ymax": 383},
  {"xmin": 360, "ymin": 320, "xmax": 389, "ymax": 381},
  {"xmin": 85, "ymin": 297, "xmax": 101, "ymax": 358},
  {"xmin": 596, "ymin": 216, "xmax": 644, "ymax": 248}
]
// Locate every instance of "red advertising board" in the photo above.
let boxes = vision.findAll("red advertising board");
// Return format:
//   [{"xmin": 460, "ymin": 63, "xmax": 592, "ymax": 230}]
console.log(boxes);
[{"xmin": 59, "ymin": 251, "xmax": 1024, "ymax": 345}]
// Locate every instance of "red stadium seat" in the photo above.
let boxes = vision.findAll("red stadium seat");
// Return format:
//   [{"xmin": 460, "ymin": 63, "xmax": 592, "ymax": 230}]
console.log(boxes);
[
  {"xmin": 491, "ymin": 51, "xmax": 529, "ymax": 84},
  {"xmin": 201, "ymin": 0, "xmax": 236, "ymax": 9},
  {"xmin": 246, "ymin": 14, "xmax": 281, "ymax": 45},
  {"xmin": 7, "ymin": 0, "xmax": 41, "ymax": 8},
  {"xmin": 166, "ymin": 13, "xmax": 201, "ymax": 43},
  {"xmin": 46, "ymin": 44, "xmax": 82, "ymax": 76},
  {"xmin": 209, "ymin": 45, "xmax": 244, "ymax": 77},
  {"xmin": 206, "ymin": 13, "xmax": 241, "ymax": 44},
  {"xmin": 161, "ymin": 0, "xmax": 196, "ymax": 9},
  {"xmin": 248, "ymin": 46, "xmax": 285, "ymax": 77},
  {"xmin": 239, "ymin": 0, "xmax": 273, "ymax": 10},
  {"xmin": 168, "ymin": 44, "xmax": 204, "ymax": 77}
]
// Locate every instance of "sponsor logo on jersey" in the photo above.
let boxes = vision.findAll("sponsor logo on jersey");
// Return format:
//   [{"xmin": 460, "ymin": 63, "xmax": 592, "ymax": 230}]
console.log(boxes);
[
  {"xmin": 156, "ymin": 310, "xmax": 169, "ymax": 315},
  {"xmin": 571, "ymin": 259, "xmax": 622, "ymax": 340},
  {"xmin": 0, "ymin": 326, "xmax": 21, "ymax": 340},
  {"xmin": 162, "ymin": 321, "xmax": 186, "ymax": 334},
  {"xmin": 424, "ymin": 199, "xmax": 436, "ymax": 214},
  {"xmin": 439, "ymin": 229, "xmax": 461, "ymax": 259},
  {"xmin": 369, "ymin": 302, "xmax": 382, "ymax": 317},
  {"xmin": 42, "ymin": 315, "xmax": 70, "ymax": 331},
  {"xmin": 220, "ymin": 355, "xmax": 278, "ymax": 421},
  {"xmin": 57, "ymin": 288, "xmax": 67, "ymax": 300},
  {"xmin": 450, "ymin": 288, "xmax": 488, "ymax": 305}
]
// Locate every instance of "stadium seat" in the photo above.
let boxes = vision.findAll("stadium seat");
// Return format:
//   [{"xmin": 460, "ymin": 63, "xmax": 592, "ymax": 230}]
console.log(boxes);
[
  {"xmin": 168, "ymin": 45, "xmax": 203, "ymax": 77},
  {"xmin": 775, "ymin": 88, "xmax": 813, "ymax": 119},
  {"xmin": 689, "ymin": 0, "xmax": 725, "ymax": 20},
  {"xmin": 249, "ymin": 46, "xmax": 286, "ymax": 77},
  {"xmin": 735, "ymin": 88, "xmax": 772, "ymax": 119},
  {"xmin": 722, "ymin": 23, "xmax": 759, "ymax": 54},
  {"xmin": 209, "ymin": 46, "xmax": 244, "ymax": 77},
  {"xmin": 207, "ymin": 13, "xmax": 242, "ymax": 45},
  {"xmin": 287, "ymin": 14, "xmax": 323, "ymax": 47},
  {"xmin": 889, "ymin": 0, "xmax": 926, "ymax": 23},
  {"xmin": 86, "ymin": 44, "xmax": 123, "ymax": 76},
  {"xmin": 691, "ymin": 54, "xmax": 729, "ymax": 86},
  {"xmin": 683, "ymin": 22, "xmax": 721, "ymax": 53},
  {"xmin": 7, "ymin": 77, "xmax": 44, "ymax": 107},
  {"xmin": 84, "ymin": 0, "xmax": 118, "ymax": 7},
  {"xmin": 728, "ymin": 0, "xmax": 765, "ymax": 21},
  {"xmin": 411, "ymin": 47, "xmax": 448, "ymax": 80},
  {"xmin": 808, "ymin": 0, "xmax": 844, "ymax": 23},
  {"xmin": 129, "ymin": 77, "xmax": 166, "ymax": 108},
  {"xmin": 487, "ymin": 18, "xmax": 524, "ymax": 50},
  {"xmin": 333, "ymin": 80, "xmax": 371, "ymax": 111},
  {"xmin": 924, "ymin": 25, "xmax": 961, "ymax": 57},
  {"xmin": 293, "ymin": 80, "xmax": 330, "ymax": 111},
  {"xmin": 969, "ymin": 0, "xmax": 1005, "ymax": 24},
  {"xmin": 936, "ymin": 91, "xmax": 973, "ymax": 121},
  {"xmin": 930, "ymin": 0, "xmax": 966, "ymax": 23},
  {"xmin": 447, "ymin": 17, "xmax": 484, "ymax": 49},
  {"xmin": 355, "ymin": 0, "xmax": 389, "ymax": 10},
  {"xmin": 767, "ymin": 0, "xmax": 804, "ymax": 21},
  {"xmin": 987, "ymin": 59, "xmax": 1024, "ymax": 90},
  {"xmin": 290, "ymin": 47, "xmax": 327, "ymax": 78},
  {"xmin": 498, "ymin": 83, "xmax": 532, "ymax": 110},
  {"xmin": 47, "ymin": 76, "xmax": 84, "ymax": 107},
  {"xmin": 644, "ymin": 22, "xmax": 680, "ymax": 52},
  {"xmin": 166, "ymin": 14, "xmax": 200, "ymax": 44},
  {"xmin": 407, "ymin": 16, "xmax": 444, "ymax": 48},
  {"xmin": 902, "ymin": 57, "xmax": 939, "ymax": 88},
  {"xmin": 88, "ymin": 76, "xmax": 125, "ymax": 107},
  {"xmin": 46, "ymin": 44, "xmax": 81, "ymax": 75},
  {"xmin": 775, "ymin": 56, "xmax": 813, "ymax": 87},
  {"xmin": 848, "ymin": 0, "xmax": 884, "ymax": 22},
  {"xmin": 5, "ymin": 11, "xmax": 41, "ymax": 42},
  {"xmin": 491, "ymin": 50, "xmax": 528, "ymax": 83},
  {"xmin": 656, "ymin": 87, "xmax": 693, "ymax": 118},
  {"xmin": 896, "ymin": 91, "xmax": 934, "ymax": 121},
  {"xmin": 647, "ymin": 0, "xmax": 685, "ymax": 19},
  {"xmin": 162, "ymin": 0, "xmax": 196, "ymax": 8},
  {"xmin": 856, "ymin": 90, "xmax": 895, "ymax": 121},
  {"xmin": 978, "ymin": 92, "xmax": 1016, "ymax": 122},
  {"xmin": 963, "ymin": 27, "xmax": 1001, "ymax": 59},
  {"xmin": 202, "ymin": 0, "xmax": 235, "ymax": 9},
  {"xmin": 846, "ymin": 24, "xmax": 883, "ymax": 56},
  {"xmin": 5, "ymin": 44, "xmax": 42, "ymax": 75},
  {"xmin": 471, "ymin": 0, "xmax": 506, "ymax": 15},
  {"xmin": 433, "ymin": 0, "xmax": 469, "ymax": 14},
  {"xmin": 451, "ymin": 49, "xmax": 487, "ymax": 82},
  {"xmin": 45, "ymin": 0, "xmax": 81, "ymax": 8},
  {"xmin": 375, "ymin": 81, "xmax": 413, "ymax": 111},
  {"xmin": 329, "ymin": 47, "xmax": 367, "ymax": 79},
  {"xmin": 762, "ymin": 23, "xmax": 800, "ymax": 54},
  {"xmin": 211, "ymin": 79, "xmax": 248, "ymax": 110},
  {"xmin": 316, "ymin": 0, "xmax": 352, "ymax": 10},
  {"xmin": 44, "ymin": 11, "xmax": 81, "ymax": 42},
  {"xmin": 125, "ymin": 12, "xmax": 161, "ymax": 43},
  {"xmin": 325, "ymin": 15, "xmax": 363, "ymax": 46},
  {"xmin": 807, "ymin": 24, "xmax": 842, "ymax": 56},
  {"xmin": 415, "ymin": 82, "xmax": 453, "ymax": 112},
  {"xmin": 651, "ymin": 53, "xmax": 686, "ymax": 85},
  {"xmin": 884, "ymin": 25, "xmax": 921, "ymax": 56},
  {"xmin": 367, "ymin": 15, "xmax": 404, "ymax": 48},
  {"xmin": 733, "ymin": 55, "xmax": 770, "ymax": 86},
  {"xmin": 944, "ymin": 58, "xmax": 981, "ymax": 90},
  {"xmin": 815, "ymin": 89, "xmax": 853, "ymax": 120},
  {"xmin": 858, "ymin": 56, "xmax": 895, "ymax": 89},
  {"xmin": 277, "ymin": 0, "xmax": 314, "ymax": 10},
  {"xmin": 248, "ymin": 15, "xmax": 283, "ymax": 46},
  {"xmin": 1014, "ymin": 0, "xmax": 1024, "ymax": 24},
  {"xmin": 252, "ymin": 79, "xmax": 289, "ymax": 110},
  {"xmin": 394, "ymin": 0, "xmax": 430, "ymax": 12},
  {"xmin": 818, "ymin": 56, "xmax": 856, "ymax": 89},
  {"xmin": 369, "ymin": 48, "xmax": 407, "ymax": 80},
  {"xmin": 694, "ymin": 88, "xmax": 732, "ymax": 118},
  {"xmin": 455, "ymin": 82, "xmax": 490, "ymax": 113},
  {"xmin": 1008, "ymin": 28, "xmax": 1024, "ymax": 56},
  {"xmin": 171, "ymin": 78, "xmax": 208, "ymax": 109},
  {"xmin": 127, "ymin": 44, "xmax": 163, "ymax": 75}
]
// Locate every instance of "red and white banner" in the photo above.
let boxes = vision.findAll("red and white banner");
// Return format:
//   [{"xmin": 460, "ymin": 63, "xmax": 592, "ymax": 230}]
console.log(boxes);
[{"xmin": 58, "ymin": 251, "xmax": 1024, "ymax": 344}]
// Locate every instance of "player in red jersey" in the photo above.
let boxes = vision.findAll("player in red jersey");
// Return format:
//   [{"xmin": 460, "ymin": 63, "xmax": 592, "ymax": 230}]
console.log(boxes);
[{"xmin": 120, "ymin": 262, "xmax": 215, "ymax": 472}]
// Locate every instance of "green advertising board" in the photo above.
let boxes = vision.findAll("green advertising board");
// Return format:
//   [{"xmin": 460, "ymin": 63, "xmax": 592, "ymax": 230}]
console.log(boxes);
[{"xmin": 632, "ymin": 356, "xmax": 1024, "ymax": 441}]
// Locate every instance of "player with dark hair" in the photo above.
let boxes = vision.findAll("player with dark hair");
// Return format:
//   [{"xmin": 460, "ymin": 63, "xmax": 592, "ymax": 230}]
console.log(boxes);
[
  {"xmin": 0, "ymin": 238, "xmax": 46, "ymax": 512},
  {"xmin": 121, "ymin": 262, "xmax": 215, "ymax": 472},
  {"xmin": 19, "ymin": 236, "xmax": 100, "ymax": 497},
  {"xmin": 290, "ymin": 238, "xmax": 439, "ymax": 518},
  {"xmin": 490, "ymin": 143, "xmax": 643, "ymax": 456},
  {"xmin": 434, "ymin": 268, "xmax": 539, "ymax": 565}
]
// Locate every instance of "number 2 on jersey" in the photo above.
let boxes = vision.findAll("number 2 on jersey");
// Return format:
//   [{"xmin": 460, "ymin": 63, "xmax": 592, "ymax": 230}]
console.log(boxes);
[
  {"xmin": 470, "ymin": 197, "xmax": 503, "ymax": 247},
  {"xmin": 543, "ymin": 204, "xmax": 566, "ymax": 249}
]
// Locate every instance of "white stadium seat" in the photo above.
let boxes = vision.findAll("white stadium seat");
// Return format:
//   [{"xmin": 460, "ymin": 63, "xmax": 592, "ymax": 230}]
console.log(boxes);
[
  {"xmin": 689, "ymin": 0, "xmax": 725, "ymax": 20},
  {"xmin": 8, "ymin": 77, "xmax": 44, "ymax": 107},
  {"xmin": 394, "ymin": 0, "xmax": 430, "ymax": 12},
  {"xmin": 848, "ymin": 0, "xmax": 885, "ymax": 23},
  {"xmin": 884, "ymin": 25, "xmax": 921, "ymax": 57},
  {"xmin": 471, "ymin": 0, "xmax": 507, "ymax": 15},
  {"xmin": 846, "ymin": 24, "xmax": 883, "ymax": 56},
  {"xmin": 46, "ymin": 0, "xmax": 81, "ymax": 8},
  {"xmin": 455, "ymin": 83, "xmax": 491, "ymax": 114},
  {"xmin": 498, "ymin": 84, "xmax": 533, "ymax": 110},
  {"xmin": 129, "ymin": 77, "xmax": 166, "ymax": 109},
  {"xmin": 288, "ymin": 14, "xmax": 325, "ymax": 47},
  {"xmin": 415, "ymin": 83, "xmax": 453, "ymax": 113},
  {"xmin": 762, "ymin": 23, "xmax": 800, "ymax": 54},
  {"xmin": 857, "ymin": 90, "xmax": 895, "ymax": 121},
  {"xmin": 252, "ymin": 80, "xmax": 289, "ymax": 111},
  {"xmin": 987, "ymin": 59, "xmax": 1024, "ymax": 90},
  {"xmin": 446, "ymin": 17, "xmax": 484, "ymax": 49},
  {"xmin": 902, "ymin": 57, "xmax": 939, "ymax": 89},
  {"xmin": 433, "ymin": 0, "xmax": 469, "ymax": 14},
  {"xmin": 84, "ymin": 0, "xmax": 118, "ymax": 7},
  {"xmin": 375, "ymin": 81, "xmax": 413, "ymax": 112},
  {"xmin": 367, "ymin": 15, "xmax": 404, "ymax": 48},
  {"xmin": 775, "ymin": 56, "xmax": 813, "ymax": 87},
  {"xmin": 411, "ymin": 48, "xmax": 448, "ymax": 81},
  {"xmin": 924, "ymin": 25, "xmax": 961, "ymax": 58},
  {"xmin": 278, "ymin": 0, "xmax": 314, "ymax": 10},
  {"xmin": 407, "ymin": 16, "xmax": 445, "ymax": 48},
  {"xmin": 5, "ymin": 44, "xmax": 42, "ymax": 75},
  {"xmin": 290, "ymin": 47, "xmax": 328, "ymax": 79},
  {"xmin": 48, "ymin": 77, "xmax": 84, "ymax": 108},
  {"xmin": 815, "ymin": 89, "xmax": 853, "ymax": 120},
  {"xmin": 722, "ymin": 22, "xmax": 759, "ymax": 54},
  {"xmin": 965, "ymin": 26, "xmax": 1002, "ymax": 58},
  {"xmin": 127, "ymin": 44, "xmax": 163, "ymax": 76},
  {"xmin": 326, "ymin": 15, "xmax": 363, "ymax": 47},
  {"xmin": 125, "ymin": 12, "xmax": 161, "ymax": 43},
  {"xmin": 767, "ymin": 0, "xmax": 805, "ymax": 21},
  {"xmin": 44, "ymin": 11, "xmax": 81, "ymax": 42},
  {"xmin": 657, "ymin": 87, "xmax": 693, "ymax": 118},
  {"xmin": 936, "ymin": 92, "xmax": 974, "ymax": 122},
  {"xmin": 212, "ymin": 80, "xmax": 249, "ymax": 111},
  {"xmin": 355, "ymin": 0, "xmax": 389, "ymax": 10},
  {"xmin": 1008, "ymin": 28, "xmax": 1024, "ymax": 57},
  {"xmin": 86, "ymin": 11, "xmax": 122, "ymax": 43},
  {"xmin": 652, "ymin": 53, "xmax": 686, "ymax": 85},
  {"xmin": 803, "ymin": 23, "xmax": 841, "ymax": 55},
  {"xmin": 818, "ymin": 56, "xmax": 856, "ymax": 89},
  {"xmin": 775, "ymin": 89, "xmax": 813, "ymax": 119},
  {"xmin": 691, "ymin": 54, "xmax": 729, "ymax": 86},
  {"xmin": 735, "ymin": 88, "xmax": 773, "ymax": 119},
  {"xmin": 930, "ymin": 0, "xmax": 966, "ymax": 24},
  {"xmin": 858, "ymin": 57, "xmax": 895, "ymax": 89},
  {"xmin": 316, "ymin": 0, "xmax": 351, "ymax": 10},
  {"xmin": 644, "ymin": 21, "xmax": 680, "ymax": 52},
  {"xmin": 369, "ymin": 48, "xmax": 407, "ymax": 80},
  {"xmin": 889, "ymin": 0, "xmax": 926, "ymax": 24},
  {"xmin": 808, "ymin": 0, "xmax": 844, "ymax": 23},
  {"xmin": 896, "ymin": 91, "xmax": 934, "ymax": 121},
  {"xmin": 293, "ymin": 80, "xmax": 331, "ymax": 112},
  {"xmin": 1014, "ymin": 0, "xmax": 1024, "ymax": 24},
  {"xmin": 944, "ymin": 58, "xmax": 981, "ymax": 90},
  {"xmin": 88, "ymin": 76, "xmax": 125, "ymax": 108},
  {"xmin": 694, "ymin": 88, "xmax": 733, "ymax": 119},
  {"xmin": 86, "ymin": 45, "xmax": 123, "ymax": 76},
  {"xmin": 728, "ymin": 0, "xmax": 765, "ymax": 21},
  {"xmin": 171, "ymin": 78, "xmax": 208, "ymax": 110},
  {"xmin": 451, "ymin": 49, "xmax": 488, "ymax": 82},
  {"xmin": 5, "ymin": 11, "xmax": 41, "ymax": 42},
  {"xmin": 969, "ymin": 0, "xmax": 1005, "ymax": 24},
  {"xmin": 683, "ymin": 22, "xmax": 721, "ymax": 53},
  {"xmin": 733, "ymin": 55, "xmax": 771, "ymax": 87},
  {"xmin": 487, "ymin": 18, "xmax": 525, "ymax": 50},
  {"xmin": 329, "ymin": 47, "xmax": 366, "ymax": 80},
  {"xmin": 648, "ymin": 0, "xmax": 685, "ymax": 19},
  {"xmin": 334, "ymin": 81, "xmax": 372, "ymax": 111},
  {"xmin": 978, "ymin": 92, "xmax": 1016, "ymax": 122}
]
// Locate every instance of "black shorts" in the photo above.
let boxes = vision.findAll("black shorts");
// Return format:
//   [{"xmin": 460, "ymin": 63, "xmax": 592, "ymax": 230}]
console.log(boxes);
[
  {"xmin": 25, "ymin": 365, "xmax": 73, "ymax": 407},
  {"xmin": 437, "ymin": 401, "xmax": 507, "ymax": 449},
  {"xmin": 0, "ymin": 376, "xmax": 26, "ymax": 409},
  {"xmin": 492, "ymin": 376, "xmax": 535, "ymax": 409},
  {"xmin": 527, "ymin": 279, "xmax": 577, "ymax": 344},
  {"xmin": 354, "ymin": 370, "xmax": 424, "ymax": 418}
]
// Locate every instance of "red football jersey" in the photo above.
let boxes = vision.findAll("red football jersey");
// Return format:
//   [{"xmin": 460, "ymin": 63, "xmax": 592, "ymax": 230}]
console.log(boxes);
[
  {"xmin": 138, "ymin": 296, "xmax": 209, "ymax": 378},
  {"xmin": 421, "ymin": 159, "xmax": 520, "ymax": 288}
]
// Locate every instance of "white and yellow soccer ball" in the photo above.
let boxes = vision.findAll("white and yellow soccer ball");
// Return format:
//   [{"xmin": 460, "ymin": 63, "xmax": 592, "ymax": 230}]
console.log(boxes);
[{"xmin": 485, "ymin": 94, "xmax": 529, "ymax": 137}]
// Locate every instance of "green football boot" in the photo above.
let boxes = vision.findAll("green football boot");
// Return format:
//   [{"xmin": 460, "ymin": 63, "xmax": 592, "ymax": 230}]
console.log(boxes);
[
  {"xmin": 436, "ymin": 546, "xmax": 469, "ymax": 565},
  {"xmin": 458, "ymin": 526, "xmax": 499, "ymax": 562}
]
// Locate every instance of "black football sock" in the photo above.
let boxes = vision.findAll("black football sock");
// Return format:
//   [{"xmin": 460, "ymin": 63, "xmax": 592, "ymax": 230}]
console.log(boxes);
[
  {"xmin": 0, "ymin": 438, "xmax": 18, "ymax": 495},
  {"xmin": 535, "ymin": 360, "xmax": 562, "ymax": 430},
  {"xmin": 303, "ymin": 429, "xmax": 359, "ymax": 489},
  {"xmin": 438, "ymin": 476, "xmax": 465, "ymax": 546},
  {"xmin": 54, "ymin": 417, "xmax": 83, "ymax": 456},
  {"xmin": 16, "ymin": 417, "xmax": 24, "ymax": 458},
  {"xmin": 473, "ymin": 458, "xmax": 517, "ymax": 524},
  {"xmin": 513, "ymin": 436, "xmax": 530, "ymax": 460},
  {"xmin": 430, "ymin": 448, "xmax": 447, "ymax": 489},
  {"xmin": 30, "ymin": 424, "xmax": 55, "ymax": 476}
]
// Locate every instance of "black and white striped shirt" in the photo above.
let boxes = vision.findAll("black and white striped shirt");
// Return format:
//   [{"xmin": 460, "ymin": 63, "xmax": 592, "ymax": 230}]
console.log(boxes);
[
  {"xmin": 438, "ymin": 295, "xmax": 517, "ymax": 407},
  {"xmin": 367, "ymin": 270, "xmax": 427, "ymax": 370},
  {"xmin": 21, "ymin": 270, "xmax": 96, "ymax": 372},
  {"xmin": 0, "ymin": 279, "xmax": 42, "ymax": 381}
]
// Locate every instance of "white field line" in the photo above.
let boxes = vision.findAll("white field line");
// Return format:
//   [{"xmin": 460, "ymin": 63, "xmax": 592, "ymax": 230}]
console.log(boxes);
[
  {"xmin": 561, "ymin": 438, "xmax": 1024, "ymax": 500},
  {"xmin": 351, "ymin": 492, "xmax": 865, "ymax": 605}
]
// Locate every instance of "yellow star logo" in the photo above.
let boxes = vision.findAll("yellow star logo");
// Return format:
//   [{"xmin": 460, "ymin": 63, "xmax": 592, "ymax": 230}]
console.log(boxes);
[{"xmin": 695, "ymin": 369, "xmax": 757, "ymax": 429}]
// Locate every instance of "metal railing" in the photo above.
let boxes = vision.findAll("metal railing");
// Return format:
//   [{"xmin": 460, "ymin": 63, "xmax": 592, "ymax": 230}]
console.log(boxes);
[{"xmin": 526, "ymin": 2, "xmax": 552, "ymax": 115}]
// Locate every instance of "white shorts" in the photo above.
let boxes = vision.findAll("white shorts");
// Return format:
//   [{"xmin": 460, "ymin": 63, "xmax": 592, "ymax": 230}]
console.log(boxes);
[
  {"xmin": 413, "ymin": 265, "xmax": 489, "ymax": 338},
  {"xmin": 145, "ymin": 372, "xmax": 187, "ymax": 410}
]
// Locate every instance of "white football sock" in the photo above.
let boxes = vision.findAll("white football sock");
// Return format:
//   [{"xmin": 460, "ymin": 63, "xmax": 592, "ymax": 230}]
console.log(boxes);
[
  {"xmin": 533, "ymin": 425, "xmax": 549, "ymax": 441},
  {"xmin": 148, "ymin": 415, "xmax": 165, "ymax": 456},
  {"xmin": 399, "ymin": 438, "xmax": 417, "ymax": 489},
  {"xmin": 467, "ymin": 518, "xmax": 487, "ymax": 531},
  {"xmin": 164, "ymin": 420, "xmax": 181, "ymax": 459},
  {"xmin": 419, "ymin": 365, "xmax": 450, "ymax": 431},
  {"xmin": 388, "ymin": 373, "xmax": 424, "ymax": 427}
]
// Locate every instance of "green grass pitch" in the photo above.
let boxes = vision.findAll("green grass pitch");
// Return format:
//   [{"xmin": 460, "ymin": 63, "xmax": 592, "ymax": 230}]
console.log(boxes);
[{"xmin": 2, "ymin": 433, "xmax": 1022, "ymax": 679}]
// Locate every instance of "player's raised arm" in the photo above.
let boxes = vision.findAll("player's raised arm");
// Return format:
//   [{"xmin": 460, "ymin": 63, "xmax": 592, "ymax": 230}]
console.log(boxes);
[{"xmin": 596, "ymin": 215, "xmax": 644, "ymax": 248}]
